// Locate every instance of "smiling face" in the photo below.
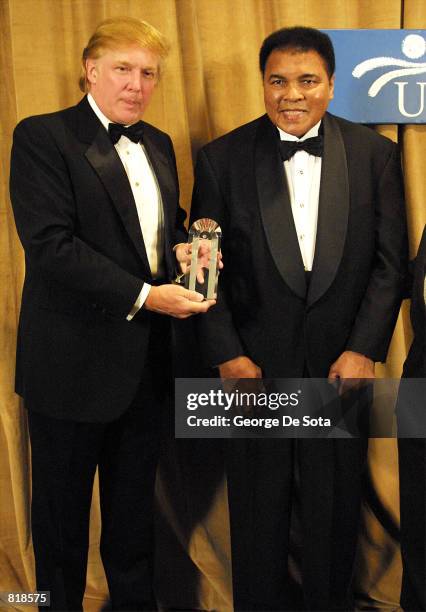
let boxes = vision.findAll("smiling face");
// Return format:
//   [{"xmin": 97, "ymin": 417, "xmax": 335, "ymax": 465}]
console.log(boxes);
[
  {"xmin": 263, "ymin": 48, "xmax": 334, "ymax": 137},
  {"xmin": 86, "ymin": 45, "xmax": 160, "ymax": 125}
]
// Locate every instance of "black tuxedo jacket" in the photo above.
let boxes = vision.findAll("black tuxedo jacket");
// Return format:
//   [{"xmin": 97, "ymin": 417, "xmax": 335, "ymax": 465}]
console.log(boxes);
[
  {"xmin": 191, "ymin": 112, "xmax": 407, "ymax": 377},
  {"xmin": 10, "ymin": 96, "xmax": 187, "ymax": 422},
  {"xmin": 402, "ymin": 225, "xmax": 426, "ymax": 378}
]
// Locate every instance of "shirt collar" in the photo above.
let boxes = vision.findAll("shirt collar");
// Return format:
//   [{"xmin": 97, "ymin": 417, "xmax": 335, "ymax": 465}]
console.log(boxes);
[
  {"xmin": 278, "ymin": 120, "xmax": 322, "ymax": 142},
  {"xmin": 87, "ymin": 93, "xmax": 112, "ymax": 131}
]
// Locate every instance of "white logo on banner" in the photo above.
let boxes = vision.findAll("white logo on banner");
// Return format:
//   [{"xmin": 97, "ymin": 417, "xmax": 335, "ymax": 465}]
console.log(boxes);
[{"xmin": 352, "ymin": 34, "xmax": 426, "ymax": 117}]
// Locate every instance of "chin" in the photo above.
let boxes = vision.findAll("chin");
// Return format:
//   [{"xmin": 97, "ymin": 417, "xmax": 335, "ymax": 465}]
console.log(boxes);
[
  {"xmin": 117, "ymin": 115, "xmax": 138, "ymax": 125},
  {"xmin": 115, "ymin": 108, "xmax": 141, "ymax": 125},
  {"xmin": 129, "ymin": 114, "xmax": 142, "ymax": 125},
  {"xmin": 280, "ymin": 126, "xmax": 304, "ymax": 137}
]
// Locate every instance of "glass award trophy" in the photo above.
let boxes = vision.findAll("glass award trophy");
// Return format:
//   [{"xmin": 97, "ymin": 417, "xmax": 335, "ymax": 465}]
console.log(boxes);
[{"xmin": 185, "ymin": 218, "xmax": 221, "ymax": 300}]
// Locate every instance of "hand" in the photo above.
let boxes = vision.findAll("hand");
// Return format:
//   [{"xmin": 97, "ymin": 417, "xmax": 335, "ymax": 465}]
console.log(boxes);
[
  {"xmin": 328, "ymin": 350, "xmax": 375, "ymax": 394},
  {"xmin": 175, "ymin": 241, "xmax": 223, "ymax": 284},
  {"xmin": 144, "ymin": 284, "xmax": 216, "ymax": 319},
  {"xmin": 219, "ymin": 356, "xmax": 262, "ymax": 380},
  {"xmin": 219, "ymin": 356, "xmax": 264, "ymax": 408}
]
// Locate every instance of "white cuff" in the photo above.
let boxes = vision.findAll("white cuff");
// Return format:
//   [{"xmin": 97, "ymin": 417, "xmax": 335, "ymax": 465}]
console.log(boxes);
[{"xmin": 126, "ymin": 283, "xmax": 152, "ymax": 321}]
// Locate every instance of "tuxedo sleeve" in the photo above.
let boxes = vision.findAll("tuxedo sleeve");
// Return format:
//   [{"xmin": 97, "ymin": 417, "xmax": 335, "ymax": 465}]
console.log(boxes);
[
  {"xmin": 346, "ymin": 142, "xmax": 408, "ymax": 361},
  {"xmin": 10, "ymin": 118, "xmax": 143, "ymax": 319},
  {"xmin": 190, "ymin": 148, "xmax": 245, "ymax": 367},
  {"xmin": 166, "ymin": 134, "xmax": 188, "ymax": 247}
]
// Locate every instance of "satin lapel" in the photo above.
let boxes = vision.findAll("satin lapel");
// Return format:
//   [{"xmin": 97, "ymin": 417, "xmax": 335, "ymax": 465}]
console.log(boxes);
[
  {"xmin": 308, "ymin": 113, "xmax": 349, "ymax": 307},
  {"xmin": 255, "ymin": 115, "xmax": 306, "ymax": 299},
  {"xmin": 142, "ymin": 131, "xmax": 177, "ymax": 277},
  {"xmin": 84, "ymin": 125, "xmax": 151, "ymax": 270}
]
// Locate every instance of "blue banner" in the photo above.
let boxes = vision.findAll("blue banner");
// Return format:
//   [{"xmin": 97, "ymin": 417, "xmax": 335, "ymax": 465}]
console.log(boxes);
[{"xmin": 324, "ymin": 30, "xmax": 426, "ymax": 123}]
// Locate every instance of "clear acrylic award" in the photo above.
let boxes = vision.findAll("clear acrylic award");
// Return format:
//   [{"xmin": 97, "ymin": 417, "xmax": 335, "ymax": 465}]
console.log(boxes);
[{"xmin": 185, "ymin": 218, "xmax": 221, "ymax": 300}]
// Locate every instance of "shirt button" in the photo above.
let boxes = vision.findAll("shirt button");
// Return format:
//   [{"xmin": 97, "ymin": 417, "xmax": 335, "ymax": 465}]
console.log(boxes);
[
  {"xmin": 126, "ymin": 150, "xmax": 130, "ymax": 155},
  {"xmin": 299, "ymin": 203, "xmax": 304, "ymax": 208},
  {"xmin": 300, "ymin": 234, "xmax": 304, "ymax": 240},
  {"xmin": 299, "ymin": 169, "xmax": 304, "ymax": 175},
  {"xmin": 135, "ymin": 182, "xmax": 140, "ymax": 187}
]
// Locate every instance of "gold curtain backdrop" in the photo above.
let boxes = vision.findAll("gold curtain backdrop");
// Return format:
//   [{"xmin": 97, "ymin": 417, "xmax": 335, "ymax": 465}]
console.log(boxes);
[{"xmin": 1, "ymin": 0, "xmax": 425, "ymax": 610}]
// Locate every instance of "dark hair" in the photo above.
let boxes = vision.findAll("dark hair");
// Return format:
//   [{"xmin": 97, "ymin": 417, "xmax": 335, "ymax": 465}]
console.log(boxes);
[{"xmin": 259, "ymin": 26, "xmax": 335, "ymax": 78}]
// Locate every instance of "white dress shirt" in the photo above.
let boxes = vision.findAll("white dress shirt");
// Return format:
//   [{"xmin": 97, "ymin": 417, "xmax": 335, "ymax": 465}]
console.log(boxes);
[
  {"xmin": 278, "ymin": 121, "xmax": 322, "ymax": 272},
  {"xmin": 88, "ymin": 94, "xmax": 165, "ymax": 319}
]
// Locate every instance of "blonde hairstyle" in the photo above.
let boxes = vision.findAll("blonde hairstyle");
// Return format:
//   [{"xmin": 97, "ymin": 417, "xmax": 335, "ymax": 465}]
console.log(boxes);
[{"xmin": 79, "ymin": 16, "xmax": 170, "ymax": 92}]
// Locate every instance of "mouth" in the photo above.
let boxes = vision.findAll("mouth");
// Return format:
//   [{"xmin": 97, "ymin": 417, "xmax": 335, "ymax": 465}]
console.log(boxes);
[
  {"xmin": 280, "ymin": 109, "xmax": 307, "ymax": 120},
  {"xmin": 122, "ymin": 99, "xmax": 140, "ymax": 108}
]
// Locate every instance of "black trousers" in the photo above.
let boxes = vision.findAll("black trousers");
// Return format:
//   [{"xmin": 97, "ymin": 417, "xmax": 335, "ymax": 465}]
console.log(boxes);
[
  {"xmin": 398, "ymin": 438, "xmax": 426, "ymax": 611},
  {"xmin": 27, "ymin": 350, "xmax": 169, "ymax": 611},
  {"xmin": 227, "ymin": 408, "xmax": 367, "ymax": 610}
]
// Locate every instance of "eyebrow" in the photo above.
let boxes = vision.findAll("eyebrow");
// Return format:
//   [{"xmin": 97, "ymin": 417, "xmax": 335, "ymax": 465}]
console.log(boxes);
[
  {"xmin": 115, "ymin": 60, "xmax": 157, "ymax": 71},
  {"xmin": 114, "ymin": 60, "xmax": 132, "ymax": 67},
  {"xmin": 268, "ymin": 72, "xmax": 319, "ymax": 80}
]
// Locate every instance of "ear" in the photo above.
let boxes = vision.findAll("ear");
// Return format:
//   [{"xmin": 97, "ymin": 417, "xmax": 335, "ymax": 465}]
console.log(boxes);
[
  {"xmin": 86, "ymin": 59, "xmax": 98, "ymax": 86},
  {"xmin": 329, "ymin": 74, "xmax": 335, "ymax": 100}
]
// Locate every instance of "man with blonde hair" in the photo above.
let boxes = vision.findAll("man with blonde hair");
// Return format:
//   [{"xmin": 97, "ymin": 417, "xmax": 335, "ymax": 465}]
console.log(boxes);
[{"xmin": 10, "ymin": 16, "xmax": 213, "ymax": 611}]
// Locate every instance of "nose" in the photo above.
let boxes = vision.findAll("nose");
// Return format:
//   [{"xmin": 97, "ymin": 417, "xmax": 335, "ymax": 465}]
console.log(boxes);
[
  {"xmin": 283, "ymin": 82, "xmax": 304, "ymax": 101},
  {"xmin": 128, "ymin": 70, "xmax": 142, "ymax": 92}
]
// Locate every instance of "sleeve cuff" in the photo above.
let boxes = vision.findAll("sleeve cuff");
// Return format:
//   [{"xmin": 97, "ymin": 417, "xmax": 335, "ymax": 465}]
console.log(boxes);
[{"xmin": 126, "ymin": 283, "xmax": 151, "ymax": 321}]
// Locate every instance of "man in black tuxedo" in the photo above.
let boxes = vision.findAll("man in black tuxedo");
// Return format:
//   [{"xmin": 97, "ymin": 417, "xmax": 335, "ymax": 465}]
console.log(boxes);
[
  {"xmin": 398, "ymin": 225, "xmax": 426, "ymax": 611},
  {"xmin": 190, "ymin": 26, "xmax": 407, "ymax": 610},
  {"xmin": 9, "ymin": 16, "xmax": 214, "ymax": 611}
]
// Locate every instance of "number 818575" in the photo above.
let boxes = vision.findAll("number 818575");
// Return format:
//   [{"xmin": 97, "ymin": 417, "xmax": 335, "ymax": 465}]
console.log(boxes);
[{"xmin": 0, "ymin": 592, "xmax": 50, "ymax": 606}]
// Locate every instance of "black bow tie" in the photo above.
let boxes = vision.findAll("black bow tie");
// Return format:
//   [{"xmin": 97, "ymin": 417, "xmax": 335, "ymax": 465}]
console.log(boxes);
[
  {"xmin": 279, "ymin": 135, "xmax": 323, "ymax": 162},
  {"xmin": 108, "ymin": 121, "xmax": 144, "ymax": 145}
]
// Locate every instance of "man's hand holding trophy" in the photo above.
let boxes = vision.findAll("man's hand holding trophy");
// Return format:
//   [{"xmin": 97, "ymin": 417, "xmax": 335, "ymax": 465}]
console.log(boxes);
[{"xmin": 174, "ymin": 218, "xmax": 222, "ymax": 300}]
